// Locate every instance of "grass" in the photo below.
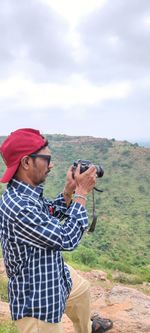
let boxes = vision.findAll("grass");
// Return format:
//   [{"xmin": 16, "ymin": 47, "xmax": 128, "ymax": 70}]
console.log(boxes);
[
  {"xmin": 0, "ymin": 322, "xmax": 17, "ymax": 333},
  {"xmin": 0, "ymin": 276, "xmax": 8, "ymax": 302}
]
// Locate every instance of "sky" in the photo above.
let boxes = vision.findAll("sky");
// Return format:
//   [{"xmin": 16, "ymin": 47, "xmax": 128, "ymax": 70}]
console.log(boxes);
[{"xmin": 0, "ymin": 0, "xmax": 150, "ymax": 142}]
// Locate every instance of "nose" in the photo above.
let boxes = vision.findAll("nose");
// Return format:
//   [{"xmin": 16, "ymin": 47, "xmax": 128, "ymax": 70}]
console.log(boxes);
[{"xmin": 48, "ymin": 162, "xmax": 54, "ymax": 169}]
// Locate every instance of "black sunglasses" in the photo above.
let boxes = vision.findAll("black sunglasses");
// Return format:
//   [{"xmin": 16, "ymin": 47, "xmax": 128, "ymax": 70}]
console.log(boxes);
[{"xmin": 29, "ymin": 154, "xmax": 51, "ymax": 165}]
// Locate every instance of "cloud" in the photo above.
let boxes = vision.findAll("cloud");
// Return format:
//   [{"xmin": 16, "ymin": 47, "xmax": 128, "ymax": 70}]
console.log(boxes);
[
  {"xmin": 78, "ymin": 0, "xmax": 150, "ymax": 82},
  {"xmin": 0, "ymin": 0, "xmax": 76, "ymax": 82},
  {"xmin": 0, "ymin": 74, "xmax": 132, "ymax": 110},
  {"xmin": 0, "ymin": 0, "xmax": 149, "ymax": 141}
]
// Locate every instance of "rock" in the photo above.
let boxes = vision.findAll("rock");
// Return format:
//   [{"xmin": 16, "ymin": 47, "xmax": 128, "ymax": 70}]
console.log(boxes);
[
  {"xmin": 74, "ymin": 271, "xmax": 150, "ymax": 333},
  {"xmin": 98, "ymin": 285, "xmax": 150, "ymax": 333},
  {"xmin": 92, "ymin": 270, "xmax": 107, "ymax": 281},
  {"xmin": 77, "ymin": 269, "xmax": 108, "ymax": 282}
]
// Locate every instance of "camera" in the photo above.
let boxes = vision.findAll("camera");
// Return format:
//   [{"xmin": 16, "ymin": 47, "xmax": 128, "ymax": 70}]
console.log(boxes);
[{"xmin": 73, "ymin": 159, "xmax": 104, "ymax": 178}]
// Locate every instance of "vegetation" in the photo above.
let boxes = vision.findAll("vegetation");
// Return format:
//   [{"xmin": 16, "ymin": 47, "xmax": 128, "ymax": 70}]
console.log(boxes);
[
  {"xmin": 0, "ymin": 134, "xmax": 150, "ymax": 283},
  {"xmin": 0, "ymin": 275, "xmax": 8, "ymax": 302},
  {"xmin": 0, "ymin": 322, "xmax": 17, "ymax": 333}
]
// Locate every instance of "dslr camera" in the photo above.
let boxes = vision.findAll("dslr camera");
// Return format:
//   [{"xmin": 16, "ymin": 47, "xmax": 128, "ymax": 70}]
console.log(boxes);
[{"xmin": 73, "ymin": 159, "xmax": 104, "ymax": 178}]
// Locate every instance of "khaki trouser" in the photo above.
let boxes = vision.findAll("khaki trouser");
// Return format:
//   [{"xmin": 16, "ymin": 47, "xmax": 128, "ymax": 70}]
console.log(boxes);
[{"xmin": 15, "ymin": 265, "xmax": 92, "ymax": 333}]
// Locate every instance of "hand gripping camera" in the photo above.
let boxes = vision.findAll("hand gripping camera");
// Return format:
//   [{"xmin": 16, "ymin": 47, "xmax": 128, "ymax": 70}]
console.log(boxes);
[
  {"xmin": 73, "ymin": 159, "xmax": 104, "ymax": 178},
  {"xmin": 73, "ymin": 159, "xmax": 104, "ymax": 232}
]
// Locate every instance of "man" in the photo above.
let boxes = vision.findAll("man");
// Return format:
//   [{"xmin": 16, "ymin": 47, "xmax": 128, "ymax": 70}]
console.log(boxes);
[{"xmin": 0, "ymin": 128, "xmax": 113, "ymax": 333}]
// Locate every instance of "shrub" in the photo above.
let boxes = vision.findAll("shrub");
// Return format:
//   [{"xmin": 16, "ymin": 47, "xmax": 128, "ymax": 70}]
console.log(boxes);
[
  {"xmin": 113, "ymin": 272, "xmax": 143, "ymax": 284},
  {"xmin": 122, "ymin": 150, "xmax": 130, "ymax": 156},
  {"xmin": 71, "ymin": 246, "xmax": 98, "ymax": 267},
  {"xmin": 138, "ymin": 185, "xmax": 145, "ymax": 193}
]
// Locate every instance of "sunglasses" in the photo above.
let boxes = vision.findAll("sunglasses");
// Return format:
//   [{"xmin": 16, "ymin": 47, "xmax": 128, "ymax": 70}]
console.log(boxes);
[{"xmin": 29, "ymin": 154, "xmax": 51, "ymax": 165}]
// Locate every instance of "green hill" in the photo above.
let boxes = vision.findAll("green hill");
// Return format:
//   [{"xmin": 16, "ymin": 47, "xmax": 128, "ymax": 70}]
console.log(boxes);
[{"xmin": 0, "ymin": 134, "xmax": 150, "ymax": 282}]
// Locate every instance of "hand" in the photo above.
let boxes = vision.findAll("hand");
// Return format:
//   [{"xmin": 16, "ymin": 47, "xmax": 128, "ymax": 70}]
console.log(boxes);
[
  {"xmin": 64, "ymin": 165, "xmax": 76, "ymax": 196},
  {"xmin": 74, "ymin": 164, "xmax": 96, "ymax": 195}
]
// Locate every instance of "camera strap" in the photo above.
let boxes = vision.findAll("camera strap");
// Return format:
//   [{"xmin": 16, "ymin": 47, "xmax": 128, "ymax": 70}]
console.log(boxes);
[{"xmin": 88, "ymin": 187, "xmax": 103, "ymax": 233}]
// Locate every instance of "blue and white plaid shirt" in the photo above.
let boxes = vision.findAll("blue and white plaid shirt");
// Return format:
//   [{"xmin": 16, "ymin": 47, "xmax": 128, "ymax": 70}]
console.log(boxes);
[{"xmin": 0, "ymin": 179, "xmax": 88, "ymax": 323}]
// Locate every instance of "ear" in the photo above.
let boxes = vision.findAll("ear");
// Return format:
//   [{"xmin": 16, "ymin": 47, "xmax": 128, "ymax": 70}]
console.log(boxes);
[{"xmin": 20, "ymin": 156, "xmax": 30, "ymax": 170}]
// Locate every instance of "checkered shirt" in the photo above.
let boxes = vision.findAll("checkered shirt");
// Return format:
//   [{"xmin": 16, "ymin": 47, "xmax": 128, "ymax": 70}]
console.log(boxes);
[{"xmin": 0, "ymin": 179, "xmax": 88, "ymax": 323}]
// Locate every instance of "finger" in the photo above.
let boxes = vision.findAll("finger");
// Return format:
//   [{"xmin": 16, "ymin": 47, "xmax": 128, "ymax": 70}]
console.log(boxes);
[
  {"xmin": 85, "ymin": 165, "xmax": 96, "ymax": 175},
  {"xmin": 73, "ymin": 164, "xmax": 80, "ymax": 180},
  {"xmin": 76, "ymin": 164, "xmax": 81, "ymax": 175},
  {"xmin": 70, "ymin": 165, "xmax": 74, "ymax": 171}
]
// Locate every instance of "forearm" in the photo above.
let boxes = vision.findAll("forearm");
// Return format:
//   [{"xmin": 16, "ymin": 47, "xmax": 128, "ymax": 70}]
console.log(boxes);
[
  {"xmin": 63, "ymin": 187, "xmax": 73, "ymax": 207},
  {"xmin": 63, "ymin": 186, "xmax": 88, "ymax": 208}
]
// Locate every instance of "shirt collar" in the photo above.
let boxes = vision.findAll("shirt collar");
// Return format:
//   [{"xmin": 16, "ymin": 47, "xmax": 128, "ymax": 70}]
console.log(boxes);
[{"xmin": 8, "ymin": 178, "xmax": 44, "ymax": 199}]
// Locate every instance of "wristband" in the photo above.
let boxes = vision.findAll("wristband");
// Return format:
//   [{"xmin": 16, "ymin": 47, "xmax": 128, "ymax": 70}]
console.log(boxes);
[{"xmin": 74, "ymin": 194, "xmax": 87, "ymax": 201}]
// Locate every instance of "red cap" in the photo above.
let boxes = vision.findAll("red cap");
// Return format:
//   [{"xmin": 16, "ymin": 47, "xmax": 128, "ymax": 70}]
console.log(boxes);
[{"xmin": 0, "ymin": 128, "xmax": 47, "ymax": 183}]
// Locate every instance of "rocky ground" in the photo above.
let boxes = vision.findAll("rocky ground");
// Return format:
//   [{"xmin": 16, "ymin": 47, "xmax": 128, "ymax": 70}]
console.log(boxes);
[{"xmin": 0, "ymin": 260, "xmax": 150, "ymax": 332}]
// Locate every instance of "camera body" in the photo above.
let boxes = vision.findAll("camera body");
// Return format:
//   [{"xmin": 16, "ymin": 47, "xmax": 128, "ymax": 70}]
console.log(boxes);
[{"xmin": 73, "ymin": 159, "xmax": 104, "ymax": 178}]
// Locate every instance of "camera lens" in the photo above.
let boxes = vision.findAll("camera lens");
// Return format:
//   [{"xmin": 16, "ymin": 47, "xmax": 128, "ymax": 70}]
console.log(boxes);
[{"xmin": 96, "ymin": 165, "xmax": 104, "ymax": 178}]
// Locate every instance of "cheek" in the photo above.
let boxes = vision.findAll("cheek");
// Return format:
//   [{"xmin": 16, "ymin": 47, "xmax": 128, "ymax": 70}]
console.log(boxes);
[
  {"xmin": 32, "ymin": 162, "xmax": 48, "ymax": 178},
  {"xmin": 32, "ymin": 165, "xmax": 42, "ymax": 178},
  {"xmin": 39, "ymin": 164, "xmax": 48, "ymax": 175}
]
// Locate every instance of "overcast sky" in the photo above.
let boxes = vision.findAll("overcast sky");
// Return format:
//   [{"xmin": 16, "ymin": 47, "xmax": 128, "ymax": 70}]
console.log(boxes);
[{"xmin": 0, "ymin": 0, "xmax": 150, "ymax": 142}]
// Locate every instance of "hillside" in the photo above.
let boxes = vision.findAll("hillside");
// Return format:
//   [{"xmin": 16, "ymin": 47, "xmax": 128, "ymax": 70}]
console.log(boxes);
[{"xmin": 0, "ymin": 134, "xmax": 150, "ymax": 281}]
